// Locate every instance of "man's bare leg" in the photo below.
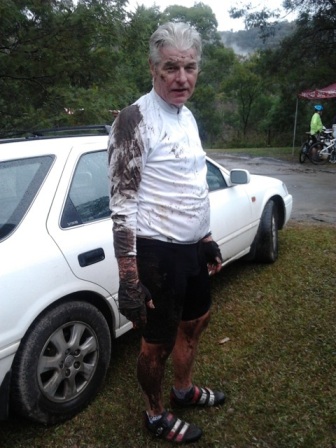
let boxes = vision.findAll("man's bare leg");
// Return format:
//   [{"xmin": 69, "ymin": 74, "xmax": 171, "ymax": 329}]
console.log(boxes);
[
  {"xmin": 137, "ymin": 339, "xmax": 174, "ymax": 416},
  {"xmin": 137, "ymin": 310, "xmax": 211, "ymax": 415},
  {"xmin": 172, "ymin": 311, "xmax": 211, "ymax": 390}
]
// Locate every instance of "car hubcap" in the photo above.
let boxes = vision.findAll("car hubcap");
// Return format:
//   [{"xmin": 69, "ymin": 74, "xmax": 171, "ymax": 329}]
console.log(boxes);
[{"xmin": 37, "ymin": 321, "xmax": 98, "ymax": 403}]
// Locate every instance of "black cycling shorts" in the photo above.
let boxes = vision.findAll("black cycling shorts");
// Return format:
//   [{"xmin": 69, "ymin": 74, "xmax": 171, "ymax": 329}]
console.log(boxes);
[{"xmin": 136, "ymin": 237, "xmax": 211, "ymax": 344}]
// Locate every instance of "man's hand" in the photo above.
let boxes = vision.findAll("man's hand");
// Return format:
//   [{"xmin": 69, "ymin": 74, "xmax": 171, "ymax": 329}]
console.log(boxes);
[
  {"xmin": 117, "ymin": 256, "xmax": 154, "ymax": 329},
  {"xmin": 118, "ymin": 280, "xmax": 153, "ymax": 329},
  {"xmin": 202, "ymin": 235, "xmax": 223, "ymax": 276}
]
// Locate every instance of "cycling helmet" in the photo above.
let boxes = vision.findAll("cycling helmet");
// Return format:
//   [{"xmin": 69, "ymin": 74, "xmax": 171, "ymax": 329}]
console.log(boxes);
[{"xmin": 314, "ymin": 104, "xmax": 323, "ymax": 111}]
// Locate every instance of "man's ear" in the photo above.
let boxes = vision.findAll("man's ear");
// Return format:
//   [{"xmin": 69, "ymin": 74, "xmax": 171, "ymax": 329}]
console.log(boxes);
[{"xmin": 149, "ymin": 58, "xmax": 155, "ymax": 77}]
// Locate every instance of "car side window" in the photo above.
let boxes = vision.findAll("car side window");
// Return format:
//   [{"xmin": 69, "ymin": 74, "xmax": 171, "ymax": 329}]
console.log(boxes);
[
  {"xmin": 61, "ymin": 151, "xmax": 110, "ymax": 228},
  {"xmin": 206, "ymin": 160, "xmax": 228, "ymax": 192},
  {"xmin": 0, "ymin": 156, "xmax": 54, "ymax": 240}
]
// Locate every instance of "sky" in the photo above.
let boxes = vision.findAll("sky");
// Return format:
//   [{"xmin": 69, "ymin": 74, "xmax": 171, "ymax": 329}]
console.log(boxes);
[{"xmin": 126, "ymin": 0, "xmax": 296, "ymax": 32}]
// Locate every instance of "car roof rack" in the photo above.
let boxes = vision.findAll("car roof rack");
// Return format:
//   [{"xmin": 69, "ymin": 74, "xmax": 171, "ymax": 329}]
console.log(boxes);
[{"xmin": 0, "ymin": 125, "xmax": 111, "ymax": 143}]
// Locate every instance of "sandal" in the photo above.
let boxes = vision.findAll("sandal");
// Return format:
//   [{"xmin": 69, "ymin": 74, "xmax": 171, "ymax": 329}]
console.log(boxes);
[
  {"xmin": 170, "ymin": 386, "xmax": 225, "ymax": 408},
  {"xmin": 144, "ymin": 410, "xmax": 202, "ymax": 444}
]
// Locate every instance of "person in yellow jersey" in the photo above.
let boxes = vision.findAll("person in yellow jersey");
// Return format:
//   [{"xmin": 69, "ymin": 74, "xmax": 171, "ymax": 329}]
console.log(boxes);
[
  {"xmin": 310, "ymin": 104, "xmax": 324, "ymax": 142},
  {"xmin": 310, "ymin": 104, "xmax": 324, "ymax": 160}
]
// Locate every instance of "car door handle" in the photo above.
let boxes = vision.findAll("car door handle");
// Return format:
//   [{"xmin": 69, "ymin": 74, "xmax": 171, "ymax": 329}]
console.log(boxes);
[{"xmin": 78, "ymin": 248, "xmax": 105, "ymax": 267}]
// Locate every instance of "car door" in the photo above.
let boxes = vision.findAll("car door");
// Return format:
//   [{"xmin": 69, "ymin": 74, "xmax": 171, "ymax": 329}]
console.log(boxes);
[
  {"xmin": 206, "ymin": 159, "xmax": 257, "ymax": 263},
  {"xmin": 46, "ymin": 144, "xmax": 125, "ymax": 326}
]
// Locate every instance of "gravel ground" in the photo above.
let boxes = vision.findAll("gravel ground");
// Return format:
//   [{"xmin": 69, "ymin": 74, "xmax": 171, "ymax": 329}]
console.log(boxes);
[{"xmin": 209, "ymin": 153, "xmax": 336, "ymax": 226}]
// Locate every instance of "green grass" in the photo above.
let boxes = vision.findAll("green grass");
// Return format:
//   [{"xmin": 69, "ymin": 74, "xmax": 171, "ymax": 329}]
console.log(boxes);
[{"xmin": 1, "ymin": 223, "xmax": 336, "ymax": 448}]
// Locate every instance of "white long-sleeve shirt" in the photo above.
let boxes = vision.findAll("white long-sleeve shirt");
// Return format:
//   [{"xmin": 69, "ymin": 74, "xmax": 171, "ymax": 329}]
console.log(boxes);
[{"xmin": 108, "ymin": 89, "xmax": 210, "ymax": 257}]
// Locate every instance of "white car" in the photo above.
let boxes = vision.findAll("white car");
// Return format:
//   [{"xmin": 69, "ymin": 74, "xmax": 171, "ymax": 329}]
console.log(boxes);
[{"xmin": 0, "ymin": 126, "xmax": 292, "ymax": 425}]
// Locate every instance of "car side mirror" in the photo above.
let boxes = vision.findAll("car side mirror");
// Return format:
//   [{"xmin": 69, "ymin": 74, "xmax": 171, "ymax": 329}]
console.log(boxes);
[{"xmin": 230, "ymin": 169, "xmax": 250, "ymax": 185}]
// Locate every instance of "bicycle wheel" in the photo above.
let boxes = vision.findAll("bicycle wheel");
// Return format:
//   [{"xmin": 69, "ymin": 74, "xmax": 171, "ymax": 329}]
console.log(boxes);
[
  {"xmin": 308, "ymin": 142, "xmax": 329, "ymax": 165},
  {"xmin": 299, "ymin": 142, "xmax": 309, "ymax": 163},
  {"xmin": 329, "ymin": 149, "xmax": 336, "ymax": 163}
]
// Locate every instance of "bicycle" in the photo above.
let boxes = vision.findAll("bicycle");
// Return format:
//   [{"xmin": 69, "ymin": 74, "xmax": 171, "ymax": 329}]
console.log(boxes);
[
  {"xmin": 308, "ymin": 133, "xmax": 336, "ymax": 164},
  {"xmin": 299, "ymin": 132, "xmax": 314, "ymax": 163},
  {"xmin": 299, "ymin": 128, "xmax": 336, "ymax": 164}
]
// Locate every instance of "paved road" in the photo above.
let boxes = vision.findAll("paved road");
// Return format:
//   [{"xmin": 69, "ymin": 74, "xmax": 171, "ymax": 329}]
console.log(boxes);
[{"xmin": 209, "ymin": 153, "xmax": 336, "ymax": 225}]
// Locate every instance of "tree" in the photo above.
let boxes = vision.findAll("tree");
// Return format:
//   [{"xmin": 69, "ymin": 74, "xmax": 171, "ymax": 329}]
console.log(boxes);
[
  {"xmin": 228, "ymin": 0, "xmax": 336, "ymax": 142},
  {"xmin": 122, "ymin": 5, "xmax": 161, "ymax": 95},
  {"xmin": 0, "ymin": 0, "xmax": 127, "ymax": 133},
  {"xmin": 189, "ymin": 43, "xmax": 236, "ymax": 146},
  {"xmin": 222, "ymin": 57, "xmax": 265, "ymax": 138},
  {"xmin": 162, "ymin": 3, "xmax": 221, "ymax": 44}
]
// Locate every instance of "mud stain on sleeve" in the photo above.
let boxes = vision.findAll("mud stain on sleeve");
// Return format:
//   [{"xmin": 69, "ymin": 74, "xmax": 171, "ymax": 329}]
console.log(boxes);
[
  {"xmin": 113, "ymin": 223, "xmax": 136, "ymax": 258},
  {"xmin": 108, "ymin": 104, "xmax": 145, "ymax": 257},
  {"xmin": 113, "ymin": 104, "xmax": 142, "ymax": 147},
  {"xmin": 109, "ymin": 104, "xmax": 144, "ymax": 195}
]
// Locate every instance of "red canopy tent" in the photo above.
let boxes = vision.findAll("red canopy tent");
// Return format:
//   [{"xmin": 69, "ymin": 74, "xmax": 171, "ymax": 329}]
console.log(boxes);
[
  {"xmin": 298, "ymin": 83, "xmax": 336, "ymax": 100},
  {"xmin": 292, "ymin": 83, "xmax": 336, "ymax": 154}
]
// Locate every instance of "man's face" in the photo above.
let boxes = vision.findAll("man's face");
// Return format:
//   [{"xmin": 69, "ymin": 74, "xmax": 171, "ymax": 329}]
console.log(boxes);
[{"xmin": 150, "ymin": 46, "xmax": 199, "ymax": 107}]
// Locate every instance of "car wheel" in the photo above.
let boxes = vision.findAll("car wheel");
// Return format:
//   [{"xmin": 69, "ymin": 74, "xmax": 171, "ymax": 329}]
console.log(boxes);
[
  {"xmin": 10, "ymin": 301, "xmax": 111, "ymax": 425},
  {"xmin": 253, "ymin": 200, "xmax": 279, "ymax": 263}
]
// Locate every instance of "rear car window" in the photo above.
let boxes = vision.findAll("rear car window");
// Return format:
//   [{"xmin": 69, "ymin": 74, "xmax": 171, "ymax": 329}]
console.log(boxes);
[
  {"xmin": 0, "ymin": 156, "xmax": 54, "ymax": 241},
  {"xmin": 61, "ymin": 151, "xmax": 110, "ymax": 228}
]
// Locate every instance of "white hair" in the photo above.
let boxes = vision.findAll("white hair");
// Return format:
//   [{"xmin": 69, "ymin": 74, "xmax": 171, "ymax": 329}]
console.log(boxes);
[{"xmin": 149, "ymin": 22, "xmax": 202, "ymax": 66}]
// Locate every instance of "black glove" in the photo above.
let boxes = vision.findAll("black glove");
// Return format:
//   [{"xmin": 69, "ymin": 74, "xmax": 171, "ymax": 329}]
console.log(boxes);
[
  {"xmin": 118, "ymin": 280, "xmax": 152, "ymax": 329},
  {"xmin": 202, "ymin": 240, "xmax": 223, "ymax": 264}
]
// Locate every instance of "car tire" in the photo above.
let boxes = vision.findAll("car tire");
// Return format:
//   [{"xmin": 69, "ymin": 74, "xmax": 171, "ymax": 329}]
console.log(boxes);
[
  {"xmin": 252, "ymin": 200, "xmax": 279, "ymax": 263},
  {"xmin": 10, "ymin": 301, "xmax": 111, "ymax": 425}
]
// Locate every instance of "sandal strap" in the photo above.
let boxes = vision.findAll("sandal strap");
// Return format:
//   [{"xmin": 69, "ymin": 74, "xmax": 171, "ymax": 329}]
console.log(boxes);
[
  {"xmin": 170, "ymin": 385, "xmax": 225, "ymax": 408},
  {"xmin": 145, "ymin": 411, "xmax": 202, "ymax": 443},
  {"xmin": 193, "ymin": 386, "xmax": 215, "ymax": 406},
  {"xmin": 164, "ymin": 414, "xmax": 190, "ymax": 443},
  {"xmin": 155, "ymin": 412, "xmax": 189, "ymax": 441}
]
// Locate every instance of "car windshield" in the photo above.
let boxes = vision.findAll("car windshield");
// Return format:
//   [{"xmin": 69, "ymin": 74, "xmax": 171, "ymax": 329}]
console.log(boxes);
[{"xmin": 0, "ymin": 156, "xmax": 54, "ymax": 241}]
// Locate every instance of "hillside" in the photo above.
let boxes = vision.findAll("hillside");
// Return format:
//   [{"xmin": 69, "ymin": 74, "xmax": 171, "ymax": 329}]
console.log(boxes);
[{"xmin": 220, "ymin": 21, "xmax": 296, "ymax": 55}]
